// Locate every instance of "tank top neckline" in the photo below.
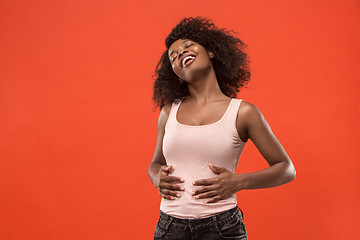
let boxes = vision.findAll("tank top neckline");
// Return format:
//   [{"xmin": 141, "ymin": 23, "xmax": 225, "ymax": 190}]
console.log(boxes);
[{"xmin": 175, "ymin": 98, "xmax": 235, "ymax": 128}]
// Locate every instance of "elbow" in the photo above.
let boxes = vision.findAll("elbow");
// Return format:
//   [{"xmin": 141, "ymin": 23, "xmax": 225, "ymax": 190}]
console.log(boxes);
[
  {"xmin": 287, "ymin": 164, "xmax": 296, "ymax": 182},
  {"xmin": 279, "ymin": 160, "xmax": 296, "ymax": 183},
  {"xmin": 290, "ymin": 168, "xmax": 296, "ymax": 182},
  {"xmin": 148, "ymin": 162, "xmax": 154, "ymax": 179}
]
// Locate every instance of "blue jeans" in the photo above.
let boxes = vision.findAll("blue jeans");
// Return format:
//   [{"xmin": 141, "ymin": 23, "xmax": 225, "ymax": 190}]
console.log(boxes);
[{"xmin": 154, "ymin": 206, "xmax": 248, "ymax": 240}]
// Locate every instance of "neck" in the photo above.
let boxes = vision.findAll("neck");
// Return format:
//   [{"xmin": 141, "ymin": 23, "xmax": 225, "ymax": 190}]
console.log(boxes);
[{"xmin": 185, "ymin": 65, "xmax": 229, "ymax": 104}]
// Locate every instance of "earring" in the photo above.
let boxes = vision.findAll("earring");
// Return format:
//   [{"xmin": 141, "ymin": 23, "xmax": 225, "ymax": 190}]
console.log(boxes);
[{"xmin": 179, "ymin": 78, "xmax": 184, "ymax": 84}]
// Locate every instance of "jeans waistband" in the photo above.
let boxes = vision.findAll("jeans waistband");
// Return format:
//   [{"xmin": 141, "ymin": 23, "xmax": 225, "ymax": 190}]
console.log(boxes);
[{"xmin": 159, "ymin": 206, "xmax": 244, "ymax": 225}]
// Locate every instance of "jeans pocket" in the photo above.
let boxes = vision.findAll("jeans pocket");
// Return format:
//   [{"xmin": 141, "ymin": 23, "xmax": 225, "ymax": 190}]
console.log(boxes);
[
  {"xmin": 154, "ymin": 215, "xmax": 172, "ymax": 239},
  {"xmin": 217, "ymin": 213, "xmax": 247, "ymax": 239}
]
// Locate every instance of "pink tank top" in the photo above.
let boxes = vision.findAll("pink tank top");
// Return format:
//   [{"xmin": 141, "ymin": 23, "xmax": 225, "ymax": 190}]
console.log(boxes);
[{"xmin": 160, "ymin": 98, "xmax": 246, "ymax": 219}]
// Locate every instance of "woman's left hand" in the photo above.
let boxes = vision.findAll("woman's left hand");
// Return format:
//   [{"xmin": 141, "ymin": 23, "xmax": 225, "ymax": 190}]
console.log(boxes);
[{"xmin": 192, "ymin": 164, "xmax": 242, "ymax": 203}]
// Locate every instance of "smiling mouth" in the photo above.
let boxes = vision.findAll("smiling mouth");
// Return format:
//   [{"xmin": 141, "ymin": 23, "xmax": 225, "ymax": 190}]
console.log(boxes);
[{"xmin": 182, "ymin": 56, "xmax": 196, "ymax": 68}]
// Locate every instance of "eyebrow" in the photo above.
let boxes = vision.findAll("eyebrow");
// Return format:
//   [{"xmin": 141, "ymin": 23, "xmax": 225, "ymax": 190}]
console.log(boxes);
[{"xmin": 169, "ymin": 40, "xmax": 190, "ymax": 58}]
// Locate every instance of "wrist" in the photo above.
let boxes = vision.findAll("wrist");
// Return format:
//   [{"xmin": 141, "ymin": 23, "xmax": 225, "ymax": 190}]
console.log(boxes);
[{"xmin": 235, "ymin": 173, "xmax": 248, "ymax": 191}]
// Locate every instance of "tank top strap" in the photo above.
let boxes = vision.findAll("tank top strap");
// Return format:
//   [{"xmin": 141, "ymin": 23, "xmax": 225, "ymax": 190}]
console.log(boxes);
[
  {"xmin": 168, "ymin": 98, "xmax": 182, "ymax": 122},
  {"xmin": 222, "ymin": 98, "xmax": 243, "ymax": 124}
]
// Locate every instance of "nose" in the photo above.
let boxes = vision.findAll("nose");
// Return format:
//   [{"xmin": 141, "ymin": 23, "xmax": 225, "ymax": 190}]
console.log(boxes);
[{"xmin": 178, "ymin": 50, "xmax": 188, "ymax": 60}]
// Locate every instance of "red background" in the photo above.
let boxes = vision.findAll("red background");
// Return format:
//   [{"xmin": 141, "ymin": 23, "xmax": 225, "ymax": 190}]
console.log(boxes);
[{"xmin": 0, "ymin": 0, "xmax": 359, "ymax": 239}]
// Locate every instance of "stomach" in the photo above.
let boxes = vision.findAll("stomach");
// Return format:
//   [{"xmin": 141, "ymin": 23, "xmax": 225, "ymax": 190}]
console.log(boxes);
[{"xmin": 160, "ymin": 163, "xmax": 237, "ymax": 219}]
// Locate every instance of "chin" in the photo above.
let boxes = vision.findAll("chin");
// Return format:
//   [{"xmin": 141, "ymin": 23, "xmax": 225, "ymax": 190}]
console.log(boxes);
[{"xmin": 183, "ymin": 63, "xmax": 212, "ymax": 80}]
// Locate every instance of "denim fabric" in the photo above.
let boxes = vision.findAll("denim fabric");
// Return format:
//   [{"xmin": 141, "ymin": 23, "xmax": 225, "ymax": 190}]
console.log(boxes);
[{"xmin": 154, "ymin": 206, "xmax": 247, "ymax": 240}]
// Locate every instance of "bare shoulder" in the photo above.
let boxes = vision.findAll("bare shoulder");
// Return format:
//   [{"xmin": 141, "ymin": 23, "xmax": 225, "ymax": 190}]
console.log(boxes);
[
  {"xmin": 161, "ymin": 103, "xmax": 172, "ymax": 116},
  {"xmin": 158, "ymin": 103, "xmax": 172, "ymax": 129},
  {"xmin": 238, "ymin": 100, "xmax": 263, "ymax": 121},
  {"xmin": 236, "ymin": 100, "xmax": 266, "ymax": 142}
]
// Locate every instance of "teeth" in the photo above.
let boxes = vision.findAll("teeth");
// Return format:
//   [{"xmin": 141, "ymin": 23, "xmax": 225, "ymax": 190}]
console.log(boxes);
[{"xmin": 182, "ymin": 56, "xmax": 195, "ymax": 67}]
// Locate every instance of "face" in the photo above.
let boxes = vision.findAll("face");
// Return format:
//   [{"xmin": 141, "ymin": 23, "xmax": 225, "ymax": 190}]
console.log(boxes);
[{"xmin": 168, "ymin": 39, "xmax": 214, "ymax": 82}]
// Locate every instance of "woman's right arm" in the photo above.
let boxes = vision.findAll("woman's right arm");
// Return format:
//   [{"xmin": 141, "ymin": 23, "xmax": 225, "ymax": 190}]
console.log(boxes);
[{"xmin": 148, "ymin": 104, "xmax": 184, "ymax": 200}]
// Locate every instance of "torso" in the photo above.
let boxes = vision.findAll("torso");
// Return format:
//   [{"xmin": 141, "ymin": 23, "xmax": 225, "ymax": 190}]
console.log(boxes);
[{"xmin": 160, "ymin": 97, "xmax": 247, "ymax": 219}]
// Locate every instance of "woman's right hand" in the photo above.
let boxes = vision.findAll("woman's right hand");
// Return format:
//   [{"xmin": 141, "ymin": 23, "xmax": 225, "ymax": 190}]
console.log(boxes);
[{"xmin": 157, "ymin": 165, "xmax": 185, "ymax": 200}]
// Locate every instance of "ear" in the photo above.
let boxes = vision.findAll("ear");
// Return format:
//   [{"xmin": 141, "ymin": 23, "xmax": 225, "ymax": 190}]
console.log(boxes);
[{"xmin": 208, "ymin": 51, "xmax": 214, "ymax": 59}]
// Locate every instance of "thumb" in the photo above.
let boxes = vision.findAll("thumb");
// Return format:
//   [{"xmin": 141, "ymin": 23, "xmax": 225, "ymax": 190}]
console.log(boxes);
[
  {"xmin": 163, "ymin": 165, "xmax": 173, "ymax": 173},
  {"xmin": 209, "ymin": 164, "xmax": 224, "ymax": 174}
]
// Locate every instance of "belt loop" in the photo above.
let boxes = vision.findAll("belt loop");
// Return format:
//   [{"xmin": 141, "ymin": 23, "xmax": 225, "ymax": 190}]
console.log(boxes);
[
  {"xmin": 237, "ymin": 206, "xmax": 244, "ymax": 220},
  {"xmin": 212, "ymin": 215, "xmax": 219, "ymax": 231}
]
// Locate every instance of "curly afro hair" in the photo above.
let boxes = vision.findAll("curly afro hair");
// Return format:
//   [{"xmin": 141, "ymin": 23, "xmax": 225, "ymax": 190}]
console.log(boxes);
[{"xmin": 152, "ymin": 16, "xmax": 250, "ymax": 109}]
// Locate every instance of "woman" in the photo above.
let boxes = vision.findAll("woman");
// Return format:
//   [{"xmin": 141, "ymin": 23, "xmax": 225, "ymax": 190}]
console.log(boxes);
[{"xmin": 148, "ymin": 17, "xmax": 296, "ymax": 240}]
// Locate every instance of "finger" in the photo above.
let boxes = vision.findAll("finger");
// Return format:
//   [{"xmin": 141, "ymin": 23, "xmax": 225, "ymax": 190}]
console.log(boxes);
[
  {"xmin": 193, "ymin": 177, "xmax": 218, "ymax": 186},
  {"xmin": 192, "ymin": 185, "xmax": 218, "ymax": 195},
  {"xmin": 206, "ymin": 196, "xmax": 222, "ymax": 203},
  {"xmin": 162, "ymin": 175, "xmax": 184, "ymax": 183},
  {"xmin": 194, "ymin": 191, "xmax": 217, "ymax": 199},
  {"xmin": 160, "ymin": 189, "xmax": 182, "ymax": 198},
  {"xmin": 159, "ymin": 182, "xmax": 185, "ymax": 191},
  {"xmin": 209, "ymin": 164, "xmax": 225, "ymax": 174},
  {"xmin": 161, "ymin": 193, "xmax": 176, "ymax": 200}
]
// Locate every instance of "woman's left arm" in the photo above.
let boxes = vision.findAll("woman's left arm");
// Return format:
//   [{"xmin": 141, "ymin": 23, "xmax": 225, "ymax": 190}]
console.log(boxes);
[
  {"xmin": 193, "ymin": 102, "xmax": 296, "ymax": 203},
  {"xmin": 234, "ymin": 101, "xmax": 296, "ymax": 189}
]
